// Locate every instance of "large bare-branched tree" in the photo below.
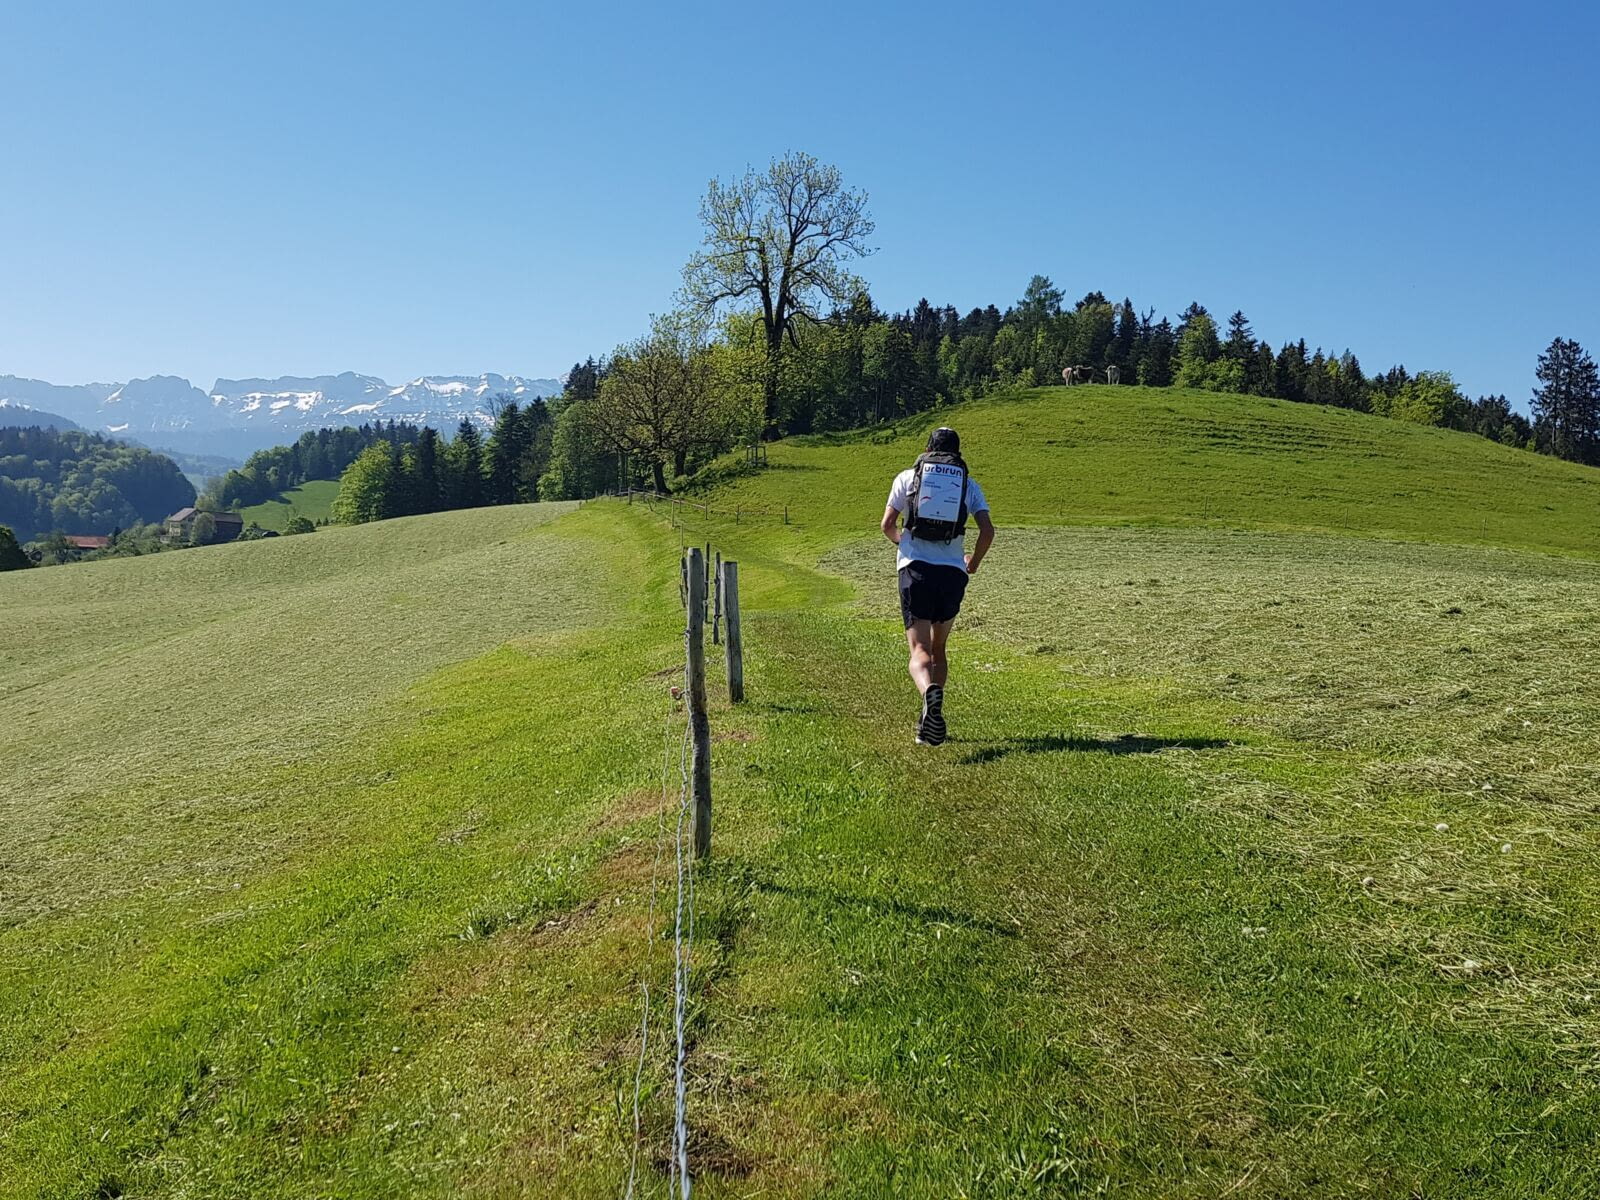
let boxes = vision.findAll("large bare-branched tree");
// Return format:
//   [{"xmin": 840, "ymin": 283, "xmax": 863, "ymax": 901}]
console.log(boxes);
[
  {"xmin": 590, "ymin": 314, "xmax": 733, "ymax": 493},
  {"xmin": 682, "ymin": 152, "xmax": 875, "ymax": 434}
]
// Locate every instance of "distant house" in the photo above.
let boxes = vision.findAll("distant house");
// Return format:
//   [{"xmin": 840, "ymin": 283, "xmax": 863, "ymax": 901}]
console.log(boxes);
[
  {"xmin": 65, "ymin": 535, "xmax": 112, "ymax": 553},
  {"xmin": 163, "ymin": 507, "xmax": 245, "ymax": 545}
]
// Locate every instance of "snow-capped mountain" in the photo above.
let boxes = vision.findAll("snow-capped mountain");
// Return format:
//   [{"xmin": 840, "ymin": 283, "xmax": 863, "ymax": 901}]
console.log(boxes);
[{"xmin": 0, "ymin": 371, "xmax": 563, "ymax": 455}]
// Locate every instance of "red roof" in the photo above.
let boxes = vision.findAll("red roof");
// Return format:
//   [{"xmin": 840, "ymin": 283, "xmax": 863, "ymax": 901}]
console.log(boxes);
[{"xmin": 66, "ymin": 535, "xmax": 112, "ymax": 550}]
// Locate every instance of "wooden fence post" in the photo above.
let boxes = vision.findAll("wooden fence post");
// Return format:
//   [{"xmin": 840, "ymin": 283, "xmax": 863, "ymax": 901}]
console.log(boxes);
[
  {"xmin": 723, "ymin": 560, "xmax": 744, "ymax": 704},
  {"xmin": 712, "ymin": 552, "xmax": 722, "ymax": 645},
  {"xmin": 685, "ymin": 548, "xmax": 712, "ymax": 859}
]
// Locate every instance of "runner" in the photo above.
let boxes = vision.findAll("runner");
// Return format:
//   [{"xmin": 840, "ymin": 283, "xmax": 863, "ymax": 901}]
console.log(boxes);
[{"xmin": 880, "ymin": 427, "xmax": 995, "ymax": 746}]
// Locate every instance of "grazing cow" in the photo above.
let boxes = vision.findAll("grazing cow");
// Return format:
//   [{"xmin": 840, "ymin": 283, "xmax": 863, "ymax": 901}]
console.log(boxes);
[
  {"xmin": 1105, "ymin": 366, "xmax": 1121, "ymax": 385},
  {"xmin": 1061, "ymin": 366, "xmax": 1075, "ymax": 386},
  {"xmin": 1062, "ymin": 365, "xmax": 1093, "ymax": 386}
]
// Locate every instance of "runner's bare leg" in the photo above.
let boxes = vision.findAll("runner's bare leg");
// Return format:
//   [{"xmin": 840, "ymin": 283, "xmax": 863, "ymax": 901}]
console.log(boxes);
[
  {"xmin": 905, "ymin": 620, "xmax": 935, "ymax": 694},
  {"xmin": 929, "ymin": 619, "xmax": 954, "ymax": 688}
]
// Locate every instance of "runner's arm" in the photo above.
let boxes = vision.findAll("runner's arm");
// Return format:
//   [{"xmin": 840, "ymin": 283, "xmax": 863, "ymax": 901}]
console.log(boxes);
[
  {"xmin": 880, "ymin": 504, "xmax": 902, "ymax": 545},
  {"xmin": 965, "ymin": 510, "xmax": 995, "ymax": 573}
]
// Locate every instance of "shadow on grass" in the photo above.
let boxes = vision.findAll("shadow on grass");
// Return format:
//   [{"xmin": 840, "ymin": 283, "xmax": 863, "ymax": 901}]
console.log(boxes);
[
  {"xmin": 751, "ymin": 877, "xmax": 1019, "ymax": 939},
  {"xmin": 957, "ymin": 733, "xmax": 1233, "ymax": 765}
]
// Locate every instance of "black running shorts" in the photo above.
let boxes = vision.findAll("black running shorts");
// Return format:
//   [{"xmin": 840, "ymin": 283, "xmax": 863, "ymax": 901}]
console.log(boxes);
[{"xmin": 898, "ymin": 561, "xmax": 969, "ymax": 627}]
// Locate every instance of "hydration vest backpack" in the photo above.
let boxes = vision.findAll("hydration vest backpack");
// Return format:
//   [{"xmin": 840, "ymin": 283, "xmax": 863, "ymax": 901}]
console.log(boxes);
[{"xmin": 904, "ymin": 451, "xmax": 969, "ymax": 543}]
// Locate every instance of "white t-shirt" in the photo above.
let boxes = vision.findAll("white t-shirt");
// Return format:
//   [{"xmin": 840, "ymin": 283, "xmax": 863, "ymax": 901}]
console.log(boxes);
[{"xmin": 886, "ymin": 467, "xmax": 990, "ymax": 571}]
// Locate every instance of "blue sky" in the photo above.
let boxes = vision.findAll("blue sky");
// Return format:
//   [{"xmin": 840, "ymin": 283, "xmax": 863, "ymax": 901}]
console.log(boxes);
[{"xmin": 1, "ymin": 1, "xmax": 1594, "ymax": 404}]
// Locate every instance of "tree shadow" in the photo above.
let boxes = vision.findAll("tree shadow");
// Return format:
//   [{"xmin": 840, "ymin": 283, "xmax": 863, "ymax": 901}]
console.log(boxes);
[
  {"xmin": 957, "ymin": 733, "xmax": 1233, "ymax": 766},
  {"xmin": 750, "ymin": 876, "xmax": 1018, "ymax": 939}
]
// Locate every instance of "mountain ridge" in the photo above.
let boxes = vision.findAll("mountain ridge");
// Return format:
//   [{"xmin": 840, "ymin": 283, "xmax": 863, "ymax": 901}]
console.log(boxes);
[{"xmin": 0, "ymin": 371, "xmax": 564, "ymax": 456}]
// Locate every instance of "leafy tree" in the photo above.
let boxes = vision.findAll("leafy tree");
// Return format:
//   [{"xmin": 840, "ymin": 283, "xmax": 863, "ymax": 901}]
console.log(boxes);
[
  {"xmin": 331, "ymin": 442, "xmax": 397, "ymax": 524},
  {"xmin": 0, "ymin": 524, "xmax": 31, "ymax": 570},
  {"xmin": 539, "ymin": 398, "xmax": 605, "ymax": 500},
  {"xmin": 1176, "ymin": 302, "xmax": 1210, "ymax": 340},
  {"xmin": 682, "ymin": 151, "xmax": 875, "ymax": 432},
  {"xmin": 189, "ymin": 512, "xmax": 218, "ymax": 546},
  {"xmin": 1532, "ymin": 337, "xmax": 1600, "ymax": 464},
  {"xmin": 284, "ymin": 515, "xmax": 316, "ymax": 535},
  {"xmin": 589, "ymin": 314, "xmax": 734, "ymax": 492},
  {"xmin": 1372, "ymin": 369, "xmax": 1462, "ymax": 425},
  {"xmin": 1173, "ymin": 313, "xmax": 1222, "ymax": 387},
  {"xmin": 0, "ymin": 427, "xmax": 194, "ymax": 541}
]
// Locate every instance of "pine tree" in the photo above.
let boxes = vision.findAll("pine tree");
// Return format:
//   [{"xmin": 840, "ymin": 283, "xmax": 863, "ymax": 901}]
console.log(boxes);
[
  {"xmin": 1224, "ymin": 311, "xmax": 1254, "ymax": 361},
  {"xmin": 484, "ymin": 400, "xmax": 526, "ymax": 504},
  {"xmin": 1532, "ymin": 337, "xmax": 1600, "ymax": 464},
  {"xmin": 446, "ymin": 420, "xmax": 486, "ymax": 509},
  {"xmin": 415, "ymin": 427, "xmax": 442, "ymax": 513},
  {"xmin": 516, "ymin": 400, "xmax": 554, "ymax": 500},
  {"xmin": 1275, "ymin": 340, "xmax": 1309, "ymax": 403},
  {"xmin": 392, "ymin": 445, "xmax": 424, "ymax": 516},
  {"xmin": 1250, "ymin": 341, "xmax": 1277, "ymax": 396},
  {"xmin": 1138, "ymin": 319, "xmax": 1175, "ymax": 387},
  {"xmin": 1111, "ymin": 299, "xmax": 1138, "ymax": 373}
]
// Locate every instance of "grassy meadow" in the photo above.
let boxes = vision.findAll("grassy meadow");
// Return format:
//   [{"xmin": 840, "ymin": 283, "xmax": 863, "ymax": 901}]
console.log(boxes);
[
  {"xmin": 5, "ymin": 385, "xmax": 1600, "ymax": 1196},
  {"xmin": 237, "ymin": 478, "xmax": 342, "ymax": 531}
]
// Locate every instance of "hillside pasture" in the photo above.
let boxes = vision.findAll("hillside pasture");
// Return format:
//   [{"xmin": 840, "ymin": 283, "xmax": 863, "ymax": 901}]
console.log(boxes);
[
  {"xmin": 237, "ymin": 477, "xmax": 341, "ymax": 530},
  {"xmin": 711, "ymin": 385, "xmax": 1600, "ymax": 556},
  {"xmin": 8, "ymin": 384, "xmax": 1600, "ymax": 1197}
]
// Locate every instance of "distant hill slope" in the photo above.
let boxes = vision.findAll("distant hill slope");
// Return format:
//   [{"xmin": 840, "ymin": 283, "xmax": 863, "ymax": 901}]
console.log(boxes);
[
  {"xmin": 237, "ymin": 479, "xmax": 341, "ymax": 531},
  {"xmin": 711, "ymin": 385, "xmax": 1600, "ymax": 557},
  {"xmin": 0, "ymin": 426, "xmax": 195, "ymax": 540},
  {"xmin": 0, "ymin": 400, "xmax": 81, "ymax": 431}
]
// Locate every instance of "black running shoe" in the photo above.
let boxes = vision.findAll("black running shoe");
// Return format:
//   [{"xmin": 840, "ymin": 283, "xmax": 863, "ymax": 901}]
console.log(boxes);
[{"xmin": 917, "ymin": 685, "xmax": 947, "ymax": 746}]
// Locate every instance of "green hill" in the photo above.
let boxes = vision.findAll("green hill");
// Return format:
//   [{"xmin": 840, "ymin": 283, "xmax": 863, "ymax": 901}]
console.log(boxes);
[
  {"xmin": 237, "ymin": 477, "xmax": 341, "ymax": 531},
  {"xmin": 712, "ymin": 384, "xmax": 1600, "ymax": 556},
  {"xmin": 5, "ymin": 388, "xmax": 1600, "ymax": 1197}
]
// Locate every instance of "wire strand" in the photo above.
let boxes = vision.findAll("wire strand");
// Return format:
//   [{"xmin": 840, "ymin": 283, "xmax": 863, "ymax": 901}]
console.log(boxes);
[{"xmin": 623, "ymin": 690, "xmax": 679, "ymax": 1200}]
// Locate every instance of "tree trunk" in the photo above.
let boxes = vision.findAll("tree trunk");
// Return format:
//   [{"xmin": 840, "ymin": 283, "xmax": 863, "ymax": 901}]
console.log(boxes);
[
  {"xmin": 764, "ymin": 325, "xmax": 784, "ymax": 434},
  {"xmin": 652, "ymin": 459, "xmax": 668, "ymax": 494},
  {"xmin": 673, "ymin": 449, "xmax": 688, "ymax": 479}
]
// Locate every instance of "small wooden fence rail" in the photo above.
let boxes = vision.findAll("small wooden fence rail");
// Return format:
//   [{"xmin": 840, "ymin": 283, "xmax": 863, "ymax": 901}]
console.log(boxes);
[{"xmin": 609, "ymin": 488, "xmax": 789, "ymax": 526}]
